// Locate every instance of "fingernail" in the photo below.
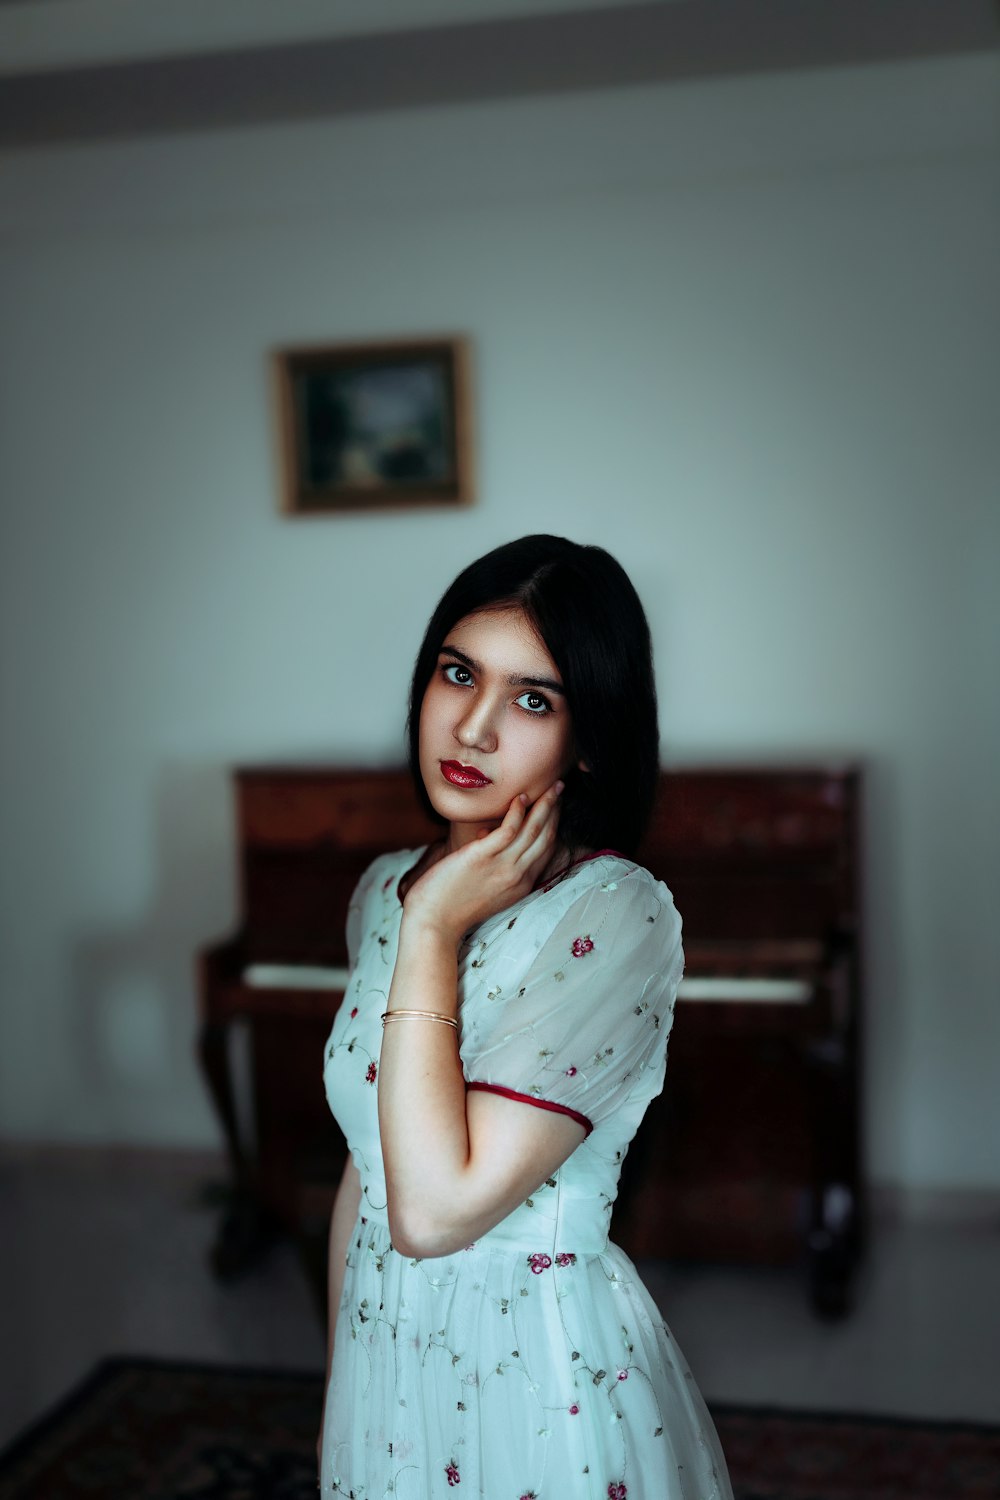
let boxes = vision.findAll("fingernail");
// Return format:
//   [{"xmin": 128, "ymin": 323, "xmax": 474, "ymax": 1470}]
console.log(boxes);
[
  {"xmin": 519, "ymin": 792, "xmax": 528, "ymax": 804},
  {"xmin": 555, "ymin": 780, "xmax": 565, "ymax": 795}
]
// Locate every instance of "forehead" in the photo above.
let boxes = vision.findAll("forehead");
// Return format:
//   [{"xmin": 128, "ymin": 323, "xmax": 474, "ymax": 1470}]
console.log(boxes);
[{"xmin": 443, "ymin": 606, "xmax": 559, "ymax": 675}]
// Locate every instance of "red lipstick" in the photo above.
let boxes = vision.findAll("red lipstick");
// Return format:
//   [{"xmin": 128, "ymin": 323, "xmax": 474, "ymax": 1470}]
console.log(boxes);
[{"xmin": 440, "ymin": 760, "xmax": 492, "ymax": 789}]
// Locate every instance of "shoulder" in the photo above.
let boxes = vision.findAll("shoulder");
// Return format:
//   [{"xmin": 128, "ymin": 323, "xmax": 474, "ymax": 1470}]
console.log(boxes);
[
  {"xmin": 544, "ymin": 852, "xmax": 680, "ymax": 930},
  {"xmin": 461, "ymin": 854, "xmax": 683, "ymax": 1057},
  {"xmin": 352, "ymin": 846, "xmax": 428, "ymax": 909},
  {"xmin": 507, "ymin": 852, "xmax": 683, "ymax": 978}
]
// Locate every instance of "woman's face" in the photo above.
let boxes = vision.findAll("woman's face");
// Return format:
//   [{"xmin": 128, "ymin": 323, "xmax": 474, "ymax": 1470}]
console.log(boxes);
[{"xmin": 418, "ymin": 605, "xmax": 577, "ymax": 834}]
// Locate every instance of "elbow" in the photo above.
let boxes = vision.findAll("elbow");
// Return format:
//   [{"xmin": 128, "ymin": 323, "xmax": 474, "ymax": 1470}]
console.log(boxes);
[
  {"xmin": 387, "ymin": 1196, "xmax": 466, "ymax": 1261},
  {"xmin": 389, "ymin": 1224, "xmax": 437, "ymax": 1261}
]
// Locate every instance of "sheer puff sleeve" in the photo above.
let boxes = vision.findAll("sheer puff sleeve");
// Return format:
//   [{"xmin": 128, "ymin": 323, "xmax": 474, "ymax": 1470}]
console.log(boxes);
[{"xmin": 459, "ymin": 864, "xmax": 683, "ymax": 1137}]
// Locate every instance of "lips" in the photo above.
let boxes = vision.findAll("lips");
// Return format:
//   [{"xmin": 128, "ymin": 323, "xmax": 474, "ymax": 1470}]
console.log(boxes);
[{"xmin": 440, "ymin": 760, "xmax": 493, "ymax": 789}]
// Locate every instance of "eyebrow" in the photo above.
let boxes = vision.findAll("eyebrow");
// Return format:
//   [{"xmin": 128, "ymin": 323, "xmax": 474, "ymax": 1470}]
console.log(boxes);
[{"xmin": 439, "ymin": 643, "xmax": 566, "ymax": 697}]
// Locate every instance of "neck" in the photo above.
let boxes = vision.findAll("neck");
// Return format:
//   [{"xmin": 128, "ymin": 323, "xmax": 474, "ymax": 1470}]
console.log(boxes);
[
  {"xmin": 444, "ymin": 819, "xmax": 498, "ymax": 855},
  {"xmin": 443, "ymin": 820, "xmax": 576, "ymax": 886}
]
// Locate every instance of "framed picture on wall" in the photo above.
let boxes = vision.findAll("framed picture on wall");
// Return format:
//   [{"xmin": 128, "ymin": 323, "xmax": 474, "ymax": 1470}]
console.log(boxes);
[{"xmin": 272, "ymin": 336, "xmax": 473, "ymax": 515}]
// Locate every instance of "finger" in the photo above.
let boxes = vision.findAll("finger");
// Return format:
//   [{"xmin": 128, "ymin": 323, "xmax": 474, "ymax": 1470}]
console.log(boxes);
[
  {"xmin": 522, "ymin": 781, "xmax": 562, "ymax": 840},
  {"xmin": 468, "ymin": 800, "xmax": 523, "ymax": 856},
  {"xmin": 510, "ymin": 781, "xmax": 563, "ymax": 861},
  {"xmin": 487, "ymin": 792, "xmax": 528, "ymax": 848},
  {"xmin": 516, "ymin": 778, "xmax": 563, "ymax": 839},
  {"xmin": 519, "ymin": 811, "xmax": 560, "ymax": 875}
]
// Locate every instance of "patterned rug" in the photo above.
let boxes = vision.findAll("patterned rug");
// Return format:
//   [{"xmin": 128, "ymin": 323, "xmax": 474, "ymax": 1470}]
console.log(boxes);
[{"xmin": 0, "ymin": 1357, "xmax": 996, "ymax": 1499}]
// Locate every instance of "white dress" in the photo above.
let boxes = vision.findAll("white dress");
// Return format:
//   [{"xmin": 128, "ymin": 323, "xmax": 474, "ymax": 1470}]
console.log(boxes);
[{"xmin": 320, "ymin": 847, "xmax": 733, "ymax": 1500}]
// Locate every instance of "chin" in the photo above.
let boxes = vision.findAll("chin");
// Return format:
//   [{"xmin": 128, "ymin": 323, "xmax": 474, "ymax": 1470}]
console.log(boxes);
[{"xmin": 430, "ymin": 786, "xmax": 506, "ymax": 823}]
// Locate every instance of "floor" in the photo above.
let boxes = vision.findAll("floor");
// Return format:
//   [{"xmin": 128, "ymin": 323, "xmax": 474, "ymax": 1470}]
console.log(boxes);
[{"xmin": 2, "ymin": 1147, "xmax": 998, "ymax": 1456}]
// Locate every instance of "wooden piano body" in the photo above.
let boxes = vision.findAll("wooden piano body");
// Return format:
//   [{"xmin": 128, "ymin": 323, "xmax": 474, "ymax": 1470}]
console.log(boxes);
[{"xmin": 197, "ymin": 763, "xmax": 864, "ymax": 1315}]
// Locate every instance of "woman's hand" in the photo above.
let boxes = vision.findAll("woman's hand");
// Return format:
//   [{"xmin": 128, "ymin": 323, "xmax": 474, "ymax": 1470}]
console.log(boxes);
[{"xmin": 401, "ymin": 779, "xmax": 564, "ymax": 946}]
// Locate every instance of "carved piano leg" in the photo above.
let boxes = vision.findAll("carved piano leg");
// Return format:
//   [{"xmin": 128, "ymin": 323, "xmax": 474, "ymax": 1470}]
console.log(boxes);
[
  {"xmin": 197, "ymin": 1015, "xmax": 279, "ymax": 1277},
  {"xmin": 807, "ymin": 1180, "xmax": 858, "ymax": 1319},
  {"xmin": 804, "ymin": 1027, "xmax": 864, "ymax": 1319}
]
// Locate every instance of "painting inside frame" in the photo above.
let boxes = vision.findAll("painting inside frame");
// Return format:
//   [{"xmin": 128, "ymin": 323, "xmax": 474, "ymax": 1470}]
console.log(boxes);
[{"xmin": 273, "ymin": 338, "xmax": 472, "ymax": 514}]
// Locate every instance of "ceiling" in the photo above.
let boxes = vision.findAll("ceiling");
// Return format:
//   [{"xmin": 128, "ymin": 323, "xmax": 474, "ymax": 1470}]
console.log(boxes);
[
  {"xmin": 0, "ymin": 0, "xmax": 659, "ymax": 73},
  {"xmin": 0, "ymin": 0, "xmax": 997, "ymax": 149}
]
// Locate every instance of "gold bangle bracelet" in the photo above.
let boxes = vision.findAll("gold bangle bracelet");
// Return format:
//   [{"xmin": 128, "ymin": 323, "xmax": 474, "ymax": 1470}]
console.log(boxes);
[{"xmin": 381, "ymin": 1009, "xmax": 458, "ymax": 1030}]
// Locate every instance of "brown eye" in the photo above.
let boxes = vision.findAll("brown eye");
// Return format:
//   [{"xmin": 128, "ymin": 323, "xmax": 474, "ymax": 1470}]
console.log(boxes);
[{"xmin": 516, "ymin": 690, "xmax": 551, "ymax": 715}]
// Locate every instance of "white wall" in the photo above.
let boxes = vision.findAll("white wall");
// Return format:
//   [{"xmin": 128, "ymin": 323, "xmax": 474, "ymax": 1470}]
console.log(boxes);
[
  {"xmin": 0, "ymin": 0, "xmax": 649, "ymax": 73},
  {"xmin": 1, "ymin": 54, "xmax": 997, "ymax": 1192}
]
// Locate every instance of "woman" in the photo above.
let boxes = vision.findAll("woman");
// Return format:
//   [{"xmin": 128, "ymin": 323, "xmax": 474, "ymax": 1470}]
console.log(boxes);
[{"xmin": 320, "ymin": 535, "xmax": 732, "ymax": 1499}]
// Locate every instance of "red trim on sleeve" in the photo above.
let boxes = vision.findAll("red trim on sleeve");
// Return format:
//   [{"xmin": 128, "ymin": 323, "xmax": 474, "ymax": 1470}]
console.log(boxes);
[{"xmin": 467, "ymin": 1081, "xmax": 593, "ymax": 1137}]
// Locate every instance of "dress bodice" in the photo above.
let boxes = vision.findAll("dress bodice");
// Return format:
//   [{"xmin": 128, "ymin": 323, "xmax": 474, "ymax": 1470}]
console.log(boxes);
[{"xmin": 322, "ymin": 847, "xmax": 683, "ymax": 1259}]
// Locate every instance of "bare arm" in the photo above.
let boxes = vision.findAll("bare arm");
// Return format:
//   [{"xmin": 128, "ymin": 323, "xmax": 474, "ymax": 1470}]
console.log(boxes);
[{"xmin": 378, "ymin": 785, "xmax": 586, "ymax": 1259}]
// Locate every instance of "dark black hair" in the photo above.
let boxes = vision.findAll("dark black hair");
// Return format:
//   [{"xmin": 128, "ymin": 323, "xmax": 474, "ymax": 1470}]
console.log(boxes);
[{"xmin": 406, "ymin": 534, "xmax": 659, "ymax": 856}]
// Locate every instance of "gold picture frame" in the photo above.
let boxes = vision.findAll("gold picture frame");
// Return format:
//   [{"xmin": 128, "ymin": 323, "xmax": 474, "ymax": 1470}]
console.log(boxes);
[{"xmin": 272, "ymin": 336, "xmax": 473, "ymax": 516}]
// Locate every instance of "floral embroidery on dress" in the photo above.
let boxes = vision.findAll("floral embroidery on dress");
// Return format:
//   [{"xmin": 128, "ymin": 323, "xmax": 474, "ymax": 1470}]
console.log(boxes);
[{"xmin": 318, "ymin": 848, "xmax": 732, "ymax": 1500}]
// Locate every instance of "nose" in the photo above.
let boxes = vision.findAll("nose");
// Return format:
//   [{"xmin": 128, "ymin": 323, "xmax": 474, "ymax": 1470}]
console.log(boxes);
[{"xmin": 455, "ymin": 696, "xmax": 498, "ymax": 755}]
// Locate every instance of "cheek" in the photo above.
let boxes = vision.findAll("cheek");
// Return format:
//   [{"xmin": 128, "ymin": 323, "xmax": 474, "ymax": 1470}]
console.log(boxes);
[{"xmin": 509, "ymin": 717, "xmax": 572, "ymax": 783}]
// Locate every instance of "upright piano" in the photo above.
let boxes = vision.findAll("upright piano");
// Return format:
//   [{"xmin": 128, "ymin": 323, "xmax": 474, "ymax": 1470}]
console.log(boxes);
[{"xmin": 197, "ymin": 764, "xmax": 864, "ymax": 1316}]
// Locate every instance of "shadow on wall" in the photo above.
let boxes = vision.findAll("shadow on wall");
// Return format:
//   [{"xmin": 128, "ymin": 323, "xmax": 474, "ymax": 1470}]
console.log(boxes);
[
  {"xmin": 853, "ymin": 753, "xmax": 907, "ymax": 1200},
  {"xmin": 68, "ymin": 761, "xmax": 239, "ymax": 1144}
]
